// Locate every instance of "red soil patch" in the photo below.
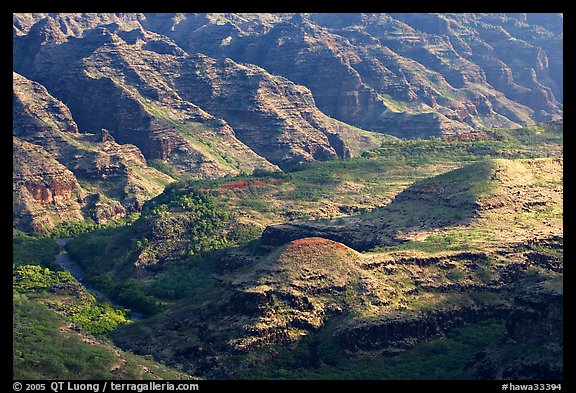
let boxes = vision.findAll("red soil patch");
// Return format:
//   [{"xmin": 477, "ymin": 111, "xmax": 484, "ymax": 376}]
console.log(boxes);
[
  {"xmin": 220, "ymin": 180, "xmax": 249, "ymax": 189},
  {"xmin": 219, "ymin": 178, "xmax": 281, "ymax": 190},
  {"xmin": 292, "ymin": 237, "xmax": 333, "ymax": 246},
  {"xmin": 290, "ymin": 237, "xmax": 350, "ymax": 251}
]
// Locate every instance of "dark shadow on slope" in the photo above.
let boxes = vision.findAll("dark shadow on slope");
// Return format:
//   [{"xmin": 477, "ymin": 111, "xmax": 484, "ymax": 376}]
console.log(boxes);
[{"xmin": 260, "ymin": 160, "xmax": 497, "ymax": 251}]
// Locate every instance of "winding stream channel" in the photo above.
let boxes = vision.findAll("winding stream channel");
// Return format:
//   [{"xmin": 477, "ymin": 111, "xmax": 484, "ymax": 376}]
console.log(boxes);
[{"xmin": 54, "ymin": 238, "xmax": 144, "ymax": 321}]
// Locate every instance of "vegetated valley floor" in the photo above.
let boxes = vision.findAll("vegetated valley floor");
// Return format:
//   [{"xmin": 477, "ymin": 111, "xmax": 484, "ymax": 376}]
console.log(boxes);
[
  {"xmin": 12, "ymin": 13, "xmax": 563, "ymax": 381},
  {"xmin": 13, "ymin": 121, "xmax": 563, "ymax": 380}
]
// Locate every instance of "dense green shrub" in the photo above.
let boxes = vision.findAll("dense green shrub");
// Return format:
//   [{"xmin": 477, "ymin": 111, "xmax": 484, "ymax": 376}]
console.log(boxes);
[
  {"xmin": 13, "ymin": 230, "xmax": 59, "ymax": 267},
  {"xmin": 13, "ymin": 265, "xmax": 74, "ymax": 292},
  {"xmin": 48, "ymin": 221, "xmax": 100, "ymax": 239},
  {"xmin": 228, "ymin": 223, "xmax": 264, "ymax": 246},
  {"xmin": 13, "ymin": 292, "xmax": 116, "ymax": 379},
  {"xmin": 67, "ymin": 302, "xmax": 128, "ymax": 336},
  {"xmin": 112, "ymin": 283, "xmax": 163, "ymax": 315},
  {"xmin": 13, "ymin": 265, "xmax": 127, "ymax": 335},
  {"xmin": 66, "ymin": 226, "xmax": 134, "ymax": 275}
]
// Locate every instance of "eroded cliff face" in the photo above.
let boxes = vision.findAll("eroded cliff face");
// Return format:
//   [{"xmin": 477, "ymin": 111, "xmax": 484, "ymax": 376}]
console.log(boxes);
[
  {"xmin": 14, "ymin": 27, "xmax": 269, "ymax": 178},
  {"xmin": 11, "ymin": 13, "xmax": 563, "ymax": 378},
  {"xmin": 138, "ymin": 12, "xmax": 562, "ymax": 137},
  {"xmin": 12, "ymin": 14, "xmax": 378, "ymax": 175},
  {"xmin": 334, "ymin": 306, "xmax": 512, "ymax": 354},
  {"xmin": 13, "ymin": 72, "xmax": 174, "ymax": 230},
  {"xmin": 16, "ymin": 13, "xmax": 368, "ymax": 233},
  {"xmin": 465, "ymin": 276, "xmax": 563, "ymax": 380},
  {"xmin": 14, "ymin": 13, "xmax": 562, "ymax": 175},
  {"xmin": 13, "ymin": 137, "xmax": 85, "ymax": 233},
  {"xmin": 174, "ymin": 54, "xmax": 359, "ymax": 169},
  {"xmin": 13, "ymin": 71, "xmax": 79, "ymax": 136}
]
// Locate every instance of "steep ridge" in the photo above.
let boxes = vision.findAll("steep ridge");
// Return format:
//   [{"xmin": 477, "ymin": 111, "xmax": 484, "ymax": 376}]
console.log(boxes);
[
  {"xmin": 12, "ymin": 13, "xmax": 563, "ymax": 379},
  {"xmin": 389, "ymin": 13, "xmax": 562, "ymax": 117},
  {"xmin": 12, "ymin": 12, "xmax": 142, "ymax": 37},
  {"xmin": 174, "ymin": 54, "xmax": 375, "ymax": 169},
  {"xmin": 13, "ymin": 14, "xmax": 379, "ymax": 176},
  {"xmin": 14, "ymin": 23, "xmax": 277, "ymax": 178},
  {"xmin": 13, "ymin": 71, "xmax": 173, "ymax": 231},
  {"xmin": 13, "ymin": 71, "xmax": 79, "ymax": 136},
  {"xmin": 14, "ymin": 13, "xmax": 563, "ymax": 170},
  {"xmin": 13, "ymin": 137, "xmax": 85, "ymax": 233},
  {"xmin": 261, "ymin": 157, "xmax": 563, "ymax": 251},
  {"xmin": 139, "ymin": 13, "xmax": 562, "ymax": 137}
]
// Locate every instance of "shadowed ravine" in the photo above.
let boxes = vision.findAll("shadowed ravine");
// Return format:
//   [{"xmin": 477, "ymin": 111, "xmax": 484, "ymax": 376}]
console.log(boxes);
[
  {"xmin": 54, "ymin": 238, "xmax": 144, "ymax": 321},
  {"xmin": 12, "ymin": 13, "xmax": 563, "ymax": 380}
]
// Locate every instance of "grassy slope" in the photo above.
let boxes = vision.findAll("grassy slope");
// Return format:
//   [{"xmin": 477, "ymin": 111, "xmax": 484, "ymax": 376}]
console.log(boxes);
[
  {"xmin": 12, "ymin": 232, "xmax": 195, "ymax": 380},
  {"xmin": 19, "ymin": 121, "xmax": 562, "ymax": 379},
  {"xmin": 372, "ymin": 157, "xmax": 563, "ymax": 253},
  {"xmin": 182, "ymin": 121, "xmax": 562, "ymax": 230},
  {"xmin": 13, "ymin": 230, "xmax": 60, "ymax": 267},
  {"xmin": 13, "ymin": 292, "xmax": 193, "ymax": 380}
]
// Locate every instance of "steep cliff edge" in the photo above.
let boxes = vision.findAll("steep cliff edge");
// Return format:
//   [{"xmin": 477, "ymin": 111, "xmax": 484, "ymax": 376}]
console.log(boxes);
[
  {"xmin": 13, "ymin": 15, "xmax": 379, "ymax": 175},
  {"xmin": 13, "ymin": 71, "xmax": 174, "ymax": 230},
  {"xmin": 13, "ymin": 137, "xmax": 85, "ymax": 232},
  {"xmin": 139, "ymin": 13, "xmax": 562, "ymax": 137}
]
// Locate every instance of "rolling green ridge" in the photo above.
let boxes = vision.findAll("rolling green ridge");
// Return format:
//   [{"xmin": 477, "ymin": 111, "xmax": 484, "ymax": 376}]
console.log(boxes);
[
  {"xmin": 47, "ymin": 121, "xmax": 562, "ymax": 379},
  {"xmin": 13, "ymin": 121, "xmax": 562, "ymax": 379},
  {"xmin": 13, "ymin": 12, "xmax": 563, "ymax": 380}
]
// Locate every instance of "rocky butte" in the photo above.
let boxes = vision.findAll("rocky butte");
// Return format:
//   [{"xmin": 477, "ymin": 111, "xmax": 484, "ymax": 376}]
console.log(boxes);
[{"xmin": 13, "ymin": 13, "xmax": 562, "ymax": 380}]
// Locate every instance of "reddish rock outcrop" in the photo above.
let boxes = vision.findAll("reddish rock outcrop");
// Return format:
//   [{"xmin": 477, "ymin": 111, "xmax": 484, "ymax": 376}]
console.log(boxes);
[
  {"xmin": 13, "ymin": 72, "xmax": 174, "ymax": 230},
  {"xmin": 13, "ymin": 137, "xmax": 85, "ymax": 233}
]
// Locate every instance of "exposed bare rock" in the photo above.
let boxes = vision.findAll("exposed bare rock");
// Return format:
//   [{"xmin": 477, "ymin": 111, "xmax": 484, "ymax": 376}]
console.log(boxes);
[
  {"xmin": 13, "ymin": 137, "xmax": 85, "ymax": 233},
  {"xmin": 13, "ymin": 71, "xmax": 79, "ymax": 136},
  {"xmin": 13, "ymin": 16, "xmax": 376, "ymax": 175},
  {"xmin": 13, "ymin": 71, "xmax": 173, "ymax": 227},
  {"xmin": 465, "ymin": 278, "xmax": 563, "ymax": 380},
  {"xmin": 334, "ymin": 306, "xmax": 512, "ymax": 353},
  {"xmin": 140, "ymin": 13, "xmax": 561, "ymax": 137},
  {"xmin": 14, "ymin": 13, "xmax": 563, "ymax": 143},
  {"xmin": 507, "ymin": 282, "xmax": 563, "ymax": 344},
  {"xmin": 174, "ymin": 54, "xmax": 367, "ymax": 169}
]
